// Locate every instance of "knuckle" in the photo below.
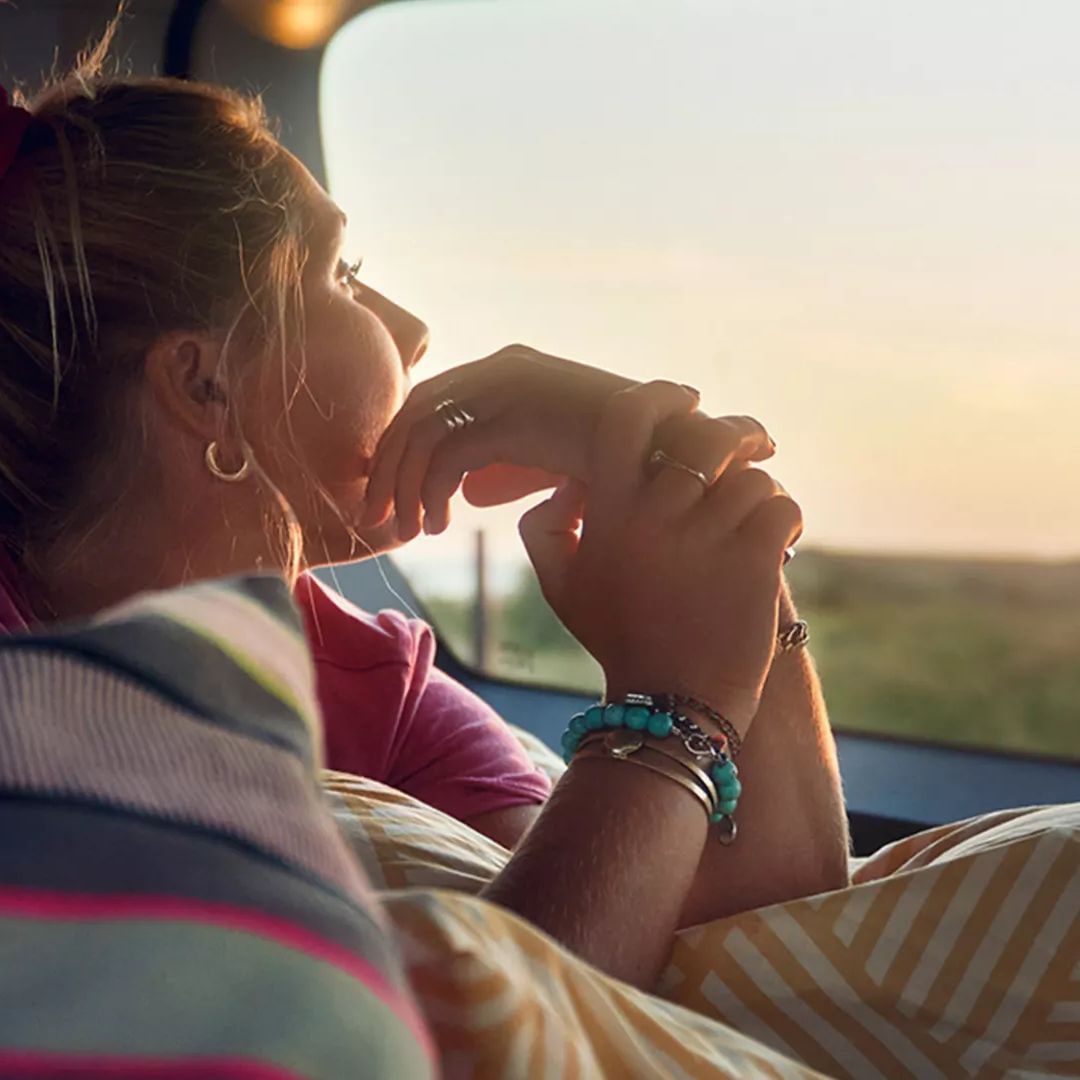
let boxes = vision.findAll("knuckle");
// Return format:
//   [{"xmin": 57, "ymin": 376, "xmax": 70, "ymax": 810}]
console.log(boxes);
[
  {"xmin": 775, "ymin": 492, "xmax": 802, "ymax": 516},
  {"xmin": 603, "ymin": 386, "xmax": 649, "ymax": 424},
  {"xmin": 732, "ymin": 467, "xmax": 778, "ymax": 499},
  {"xmin": 671, "ymin": 417, "xmax": 735, "ymax": 463},
  {"xmin": 702, "ymin": 416, "xmax": 740, "ymax": 451},
  {"xmin": 417, "ymin": 412, "xmax": 452, "ymax": 444},
  {"xmin": 770, "ymin": 493, "xmax": 804, "ymax": 529},
  {"xmin": 637, "ymin": 379, "xmax": 676, "ymax": 399},
  {"xmin": 518, "ymin": 504, "xmax": 543, "ymax": 537},
  {"xmin": 601, "ymin": 378, "xmax": 693, "ymax": 436},
  {"xmin": 482, "ymin": 345, "xmax": 514, "ymax": 367},
  {"xmin": 740, "ymin": 414, "xmax": 769, "ymax": 437}
]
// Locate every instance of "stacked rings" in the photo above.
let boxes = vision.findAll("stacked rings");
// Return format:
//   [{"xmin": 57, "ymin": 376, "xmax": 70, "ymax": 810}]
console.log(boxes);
[
  {"xmin": 776, "ymin": 619, "xmax": 810, "ymax": 653},
  {"xmin": 435, "ymin": 399, "xmax": 476, "ymax": 431}
]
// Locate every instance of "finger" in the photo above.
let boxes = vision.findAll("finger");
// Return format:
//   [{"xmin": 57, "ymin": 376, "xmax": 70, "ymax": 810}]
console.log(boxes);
[
  {"xmin": 380, "ymin": 376, "xmax": 528, "ymax": 533},
  {"xmin": 419, "ymin": 428, "xmax": 507, "ymax": 535},
  {"xmin": 391, "ymin": 411, "xmax": 470, "ymax": 541},
  {"xmin": 424, "ymin": 459, "xmax": 559, "ymax": 537},
  {"xmin": 694, "ymin": 466, "xmax": 783, "ymax": 536},
  {"xmin": 738, "ymin": 415, "xmax": 778, "ymax": 462},
  {"xmin": 363, "ymin": 397, "xmax": 431, "ymax": 526},
  {"xmin": 590, "ymin": 381, "xmax": 701, "ymax": 524},
  {"xmin": 740, "ymin": 494, "xmax": 804, "ymax": 566},
  {"xmin": 363, "ymin": 367, "xmax": 479, "ymax": 525},
  {"xmin": 419, "ymin": 379, "xmax": 555, "ymax": 531},
  {"xmin": 644, "ymin": 415, "xmax": 775, "ymax": 516},
  {"xmin": 363, "ymin": 421, "xmax": 417, "ymax": 527},
  {"xmin": 518, "ymin": 480, "xmax": 588, "ymax": 607},
  {"xmin": 463, "ymin": 465, "xmax": 565, "ymax": 507}
]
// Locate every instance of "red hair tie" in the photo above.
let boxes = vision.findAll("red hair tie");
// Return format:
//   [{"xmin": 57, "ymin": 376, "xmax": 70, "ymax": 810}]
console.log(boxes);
[{"xmin": 0, "ymin": 84, "xmax": 32, "ymax": 186}]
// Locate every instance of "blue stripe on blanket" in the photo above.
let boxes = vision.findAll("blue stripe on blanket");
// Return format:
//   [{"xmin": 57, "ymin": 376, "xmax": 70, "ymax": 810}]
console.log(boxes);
[{"xmin": 0, "ymin": 796, "xmax": 391, "ymax": 963}]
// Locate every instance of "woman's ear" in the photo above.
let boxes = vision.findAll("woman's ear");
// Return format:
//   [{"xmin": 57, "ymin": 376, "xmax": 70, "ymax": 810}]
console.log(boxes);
[{"xmin": 143, "ymin": 332, "xmax": 232, "ymax": 441}]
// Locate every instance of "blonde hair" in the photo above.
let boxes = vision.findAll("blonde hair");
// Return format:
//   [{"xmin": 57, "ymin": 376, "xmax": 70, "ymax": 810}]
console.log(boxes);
[{"xmin": 0, "ymin": 32, "xmax": 312, "ymax": 579}]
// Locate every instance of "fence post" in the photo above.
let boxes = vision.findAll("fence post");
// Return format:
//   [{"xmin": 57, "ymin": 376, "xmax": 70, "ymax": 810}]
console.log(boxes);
[{"xmin": 473, "ymin": 529, "xmax": 491, "ymax": 670}]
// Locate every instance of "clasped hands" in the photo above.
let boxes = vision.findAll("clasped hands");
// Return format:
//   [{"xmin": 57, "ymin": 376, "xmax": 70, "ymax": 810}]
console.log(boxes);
[{"xmin": 361, "ymin": 344, "xmax": 802, "ymax": 731}]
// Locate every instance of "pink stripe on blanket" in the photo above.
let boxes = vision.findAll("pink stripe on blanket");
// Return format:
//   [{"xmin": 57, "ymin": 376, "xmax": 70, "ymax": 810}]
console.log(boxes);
[
  {"xmin": 0, "ymin": 1052, "xmax": 307, "ymax": 1079},
  {"xmin": 0, "ymin": 886, "xmax": 429, "ymax": 1047}
]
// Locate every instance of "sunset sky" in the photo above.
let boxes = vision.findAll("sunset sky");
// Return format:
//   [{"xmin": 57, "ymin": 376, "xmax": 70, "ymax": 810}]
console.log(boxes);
[{"xmin": 322, "ymin": 0, "xmax": 1080, "ymax": 590}]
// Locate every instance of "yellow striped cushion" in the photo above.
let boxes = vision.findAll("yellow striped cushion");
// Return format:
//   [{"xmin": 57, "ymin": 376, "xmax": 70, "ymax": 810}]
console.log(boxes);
[
  {"xmin": 325, "ymin": 769, "xmax": 1080, "ymax": 1079},
  {"xmin": 323, "ymin": 770, "xmax": 509, "ymax": 891},
  {"xmin": 383, "ymin": 888, "xmax": 828, "ymax": 1079},
  {"xmin": 664, "ymin": 804, "xmax": 1080, "ymax": 1079}
]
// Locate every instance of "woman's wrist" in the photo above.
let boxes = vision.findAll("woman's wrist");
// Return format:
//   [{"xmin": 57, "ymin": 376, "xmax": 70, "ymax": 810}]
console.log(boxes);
[
  {"xmin": 778, "ymin": 578, "xmax": 799, "ymax": 628},
  {"xmin": 562, "ymin": 698, "xmax": 745, "ymax": 840},
  {"xmin": 670, "ymin": 698, "xmax": 754, "ymax": 747},
  {"xmin": 603, "ymin": 675, "xmax": 759, "ymax": 738}
]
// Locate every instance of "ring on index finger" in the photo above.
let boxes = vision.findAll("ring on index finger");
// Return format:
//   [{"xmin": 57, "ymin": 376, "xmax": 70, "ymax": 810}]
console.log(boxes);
[
  {"xmin": 647, "ymin": 449, "xmax": 711, "ymax": 491},
  {"xmin": 435, "ymin": 399, "xmax": 476, "ymax": 432}
]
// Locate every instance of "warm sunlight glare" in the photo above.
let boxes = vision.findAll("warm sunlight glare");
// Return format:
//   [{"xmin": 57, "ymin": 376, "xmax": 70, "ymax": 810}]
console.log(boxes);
[
  {"xmin": 227, "ymin": 0, "xmax": 347, "ymax": 49},
  {"xmin": 322, "ymin": 0, "xmax": 1080, "ymax": 581}
]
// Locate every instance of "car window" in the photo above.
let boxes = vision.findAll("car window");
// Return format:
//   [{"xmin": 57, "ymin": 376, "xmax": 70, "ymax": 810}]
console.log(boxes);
[{"xmin": 322, "ymin": 0, "xmax": 1080, "ymax": 757}]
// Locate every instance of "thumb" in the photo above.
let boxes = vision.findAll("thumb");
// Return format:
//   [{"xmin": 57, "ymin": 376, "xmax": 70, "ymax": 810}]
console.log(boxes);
[{"xmin": 518, "ymin": 480, "xmax": 587, "ymax": 606}]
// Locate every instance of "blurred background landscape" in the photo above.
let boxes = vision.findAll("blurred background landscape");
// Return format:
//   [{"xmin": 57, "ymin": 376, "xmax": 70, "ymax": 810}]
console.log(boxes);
[
  {"xmin": 421, "ymin": 547, "xmax": 1080, "ymax": 760},
  {"xmin": 325, "ymin": 1, "xmax": 1080, "ymax": 762}
]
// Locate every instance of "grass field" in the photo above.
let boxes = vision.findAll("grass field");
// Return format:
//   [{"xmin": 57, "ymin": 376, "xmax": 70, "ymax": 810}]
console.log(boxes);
[{"xmin": 424, "ymin": 549, "xmax": 1080, "ymax": 760}]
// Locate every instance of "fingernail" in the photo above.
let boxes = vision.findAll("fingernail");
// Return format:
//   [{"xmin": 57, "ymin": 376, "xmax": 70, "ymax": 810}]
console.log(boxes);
[
  {"xmin": 423, "ymin": 510, "xmax": 447, "ymax": 536},
  {"xmin": 680, "ymin": 383, "xmax": 700, "ymax": 399}
]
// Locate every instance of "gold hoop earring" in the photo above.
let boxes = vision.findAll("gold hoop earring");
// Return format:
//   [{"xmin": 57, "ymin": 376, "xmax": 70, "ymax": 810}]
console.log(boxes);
[{"xmin": 205, "ymin": 441, "xmax": 251, "ymax": 483}]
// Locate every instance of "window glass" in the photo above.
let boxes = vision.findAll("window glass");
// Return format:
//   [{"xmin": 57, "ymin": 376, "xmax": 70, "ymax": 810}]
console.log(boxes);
[{"xmin": 322, "ymin": 0, "xmax": 1080, "ymax": 756}]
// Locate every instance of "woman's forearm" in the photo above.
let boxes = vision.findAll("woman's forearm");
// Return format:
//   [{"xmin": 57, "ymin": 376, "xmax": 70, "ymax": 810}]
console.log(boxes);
[
  {"xmin": 485, "ymin": 584, "xmax": 850, "ymax": 976},
  {"xmin": 681, "ymin": 582, "xmax": 850, "ymax": 926},
  {"xmin": 482, "ymin": 756, "xmax": 708, "ymax": 989}
]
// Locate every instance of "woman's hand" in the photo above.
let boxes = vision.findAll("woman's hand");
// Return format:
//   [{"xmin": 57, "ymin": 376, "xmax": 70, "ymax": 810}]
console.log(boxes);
[
  {"xmin": 518, "ymin": 382, "xmax": 800, "ymax": 734},
  {"xmin": 361, "ymin": 345, "xmax": 638, "ymax": 541}
]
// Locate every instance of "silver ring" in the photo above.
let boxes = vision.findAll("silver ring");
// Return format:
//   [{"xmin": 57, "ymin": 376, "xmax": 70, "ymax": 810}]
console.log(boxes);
[
  {"xmin": 776, "ymin": 619, "xmax": 809, "ymax": 653},
  {"xmin": 435, "ymin": 398, "xmax": 476, "ymax": 432},
  {"xmin": 647, "ymin": 449, "xmax": 711, "ymax": 490}
]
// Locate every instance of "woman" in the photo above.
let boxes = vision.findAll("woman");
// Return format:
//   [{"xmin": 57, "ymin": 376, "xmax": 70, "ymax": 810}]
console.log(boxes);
[{"xmin": 0, "ymin": 51, "xmax": 848, "ymax": 985}]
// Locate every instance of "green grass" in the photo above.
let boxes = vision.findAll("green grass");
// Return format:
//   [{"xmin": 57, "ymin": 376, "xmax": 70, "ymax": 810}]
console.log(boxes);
[{"xmin": 422, "ymin": 550, "xmax": 1080, "ymax": 759}]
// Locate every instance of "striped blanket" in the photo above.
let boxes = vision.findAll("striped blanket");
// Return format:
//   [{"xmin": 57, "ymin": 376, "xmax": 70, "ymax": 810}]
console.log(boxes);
[
  {"xmin": 0, "ymin": 576, "xmax": 435, "ymax": 1079},
  {"xmin": 664, "ymin": 805, "xmax": 1080, "ymax": 1079},
  {"xmin": 330, "ymin": 774, "xmax": 1080, "ymax": 1079},
  {"xmin": 6, "ymin": 571, "xmax": 1075, "ymax": 1079}
]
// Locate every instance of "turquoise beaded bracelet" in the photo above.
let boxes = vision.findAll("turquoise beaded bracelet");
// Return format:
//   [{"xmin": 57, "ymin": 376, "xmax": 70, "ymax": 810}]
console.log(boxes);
[
  {"xmin": 561, "ymin": 702, "xmax": 663, "ymax": 761},
  {"xmin": 560, "ymin": 700, "xmax": 742, "ymax": 826}
]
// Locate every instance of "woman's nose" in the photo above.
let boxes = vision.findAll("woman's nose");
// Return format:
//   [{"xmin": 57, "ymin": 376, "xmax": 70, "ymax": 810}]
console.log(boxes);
[{"xmin": 363, "ymin": 285, "xmax": 429, "ymax": 371}]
